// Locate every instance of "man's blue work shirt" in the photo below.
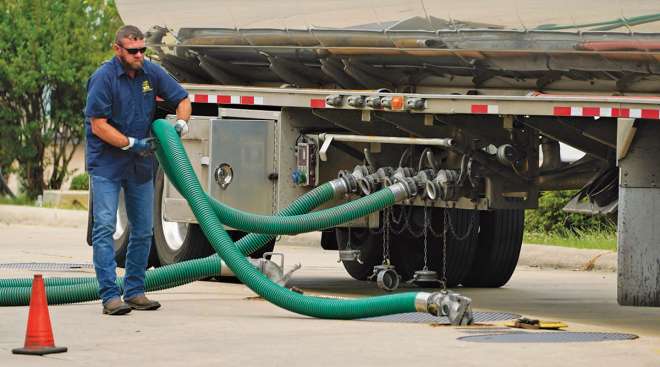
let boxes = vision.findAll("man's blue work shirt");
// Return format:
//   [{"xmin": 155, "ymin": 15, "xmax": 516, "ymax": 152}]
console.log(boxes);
[{"xmin": 84, "ymin": 56, "xmax": 187, "ymax": 183}]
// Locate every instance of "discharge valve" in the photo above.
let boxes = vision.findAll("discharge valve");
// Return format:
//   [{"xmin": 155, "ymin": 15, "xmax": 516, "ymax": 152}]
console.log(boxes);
[{"xmin": 417, "ymin": 291, "xmax": 475, "ymax": 325}]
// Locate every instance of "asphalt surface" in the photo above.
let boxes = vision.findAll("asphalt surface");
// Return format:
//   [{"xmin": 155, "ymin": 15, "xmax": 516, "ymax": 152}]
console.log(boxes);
[{"xmin": 0, "ymin": 222, "xmax": 659, "ymax": 366}]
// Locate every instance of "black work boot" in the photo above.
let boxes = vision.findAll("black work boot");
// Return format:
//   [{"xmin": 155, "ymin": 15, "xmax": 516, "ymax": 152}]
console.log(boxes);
[
  {"xmin": 102, "ymin": 297, "xmax": 132, "ymax": 315},
  {"xmin": 124, "ymin": 294, "xmax": 161, "ymax": 310}
]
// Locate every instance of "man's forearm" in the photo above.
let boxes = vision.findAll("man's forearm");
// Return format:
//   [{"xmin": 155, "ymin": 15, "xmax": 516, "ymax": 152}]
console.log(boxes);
[
  {"xmin": 176, "ymin": 97, "xmax": 192, "ymax": 121},
  {"xmin": 91, "ymin": 118, "xmax": 129, "ymax": 148}
]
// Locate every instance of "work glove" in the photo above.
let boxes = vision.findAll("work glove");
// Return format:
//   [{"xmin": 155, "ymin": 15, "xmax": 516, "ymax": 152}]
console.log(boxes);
[
  {"xmin": 123, "ymin": 137, "xmax": 156, "ymax": 156},
  {"xmin": 174, "ymin": 119, "xmax": 189, "ymax": 137}
]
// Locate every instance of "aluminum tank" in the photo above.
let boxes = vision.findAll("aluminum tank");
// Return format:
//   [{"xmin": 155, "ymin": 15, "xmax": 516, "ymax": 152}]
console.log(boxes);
[
  {"xmin": 115, "ymin": 1, "xmax": 660, "ymax": 93},
  {"xmin": 117, "ymin": 0, "xmax": 660, "ymax": 33}
]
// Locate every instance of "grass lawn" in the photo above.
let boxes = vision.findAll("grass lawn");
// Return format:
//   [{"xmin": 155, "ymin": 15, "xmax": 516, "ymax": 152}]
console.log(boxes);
[
  {"xmin": 0, "ymin": 195, "xmax": 34, "ymax": 206},
  {"xmin": 524, "ymin": 229, "xmax": 616, "ymax": 251},
  {"xmin": 0, "ymin": 195, "xmax": 86, "ymax": 210}
]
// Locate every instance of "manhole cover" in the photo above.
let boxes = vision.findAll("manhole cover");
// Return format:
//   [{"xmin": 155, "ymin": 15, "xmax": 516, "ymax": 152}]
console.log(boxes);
[
  {"xmin": 0, "ymin": 262, "xmax": 94, "ymax": 271},
  {"xmin": 361, "ymin": 312, "xmax": 520, "ymax": 324},
  {"xmin": 458, "ymin": 331, "xmax": 638, "ymax": 343}
]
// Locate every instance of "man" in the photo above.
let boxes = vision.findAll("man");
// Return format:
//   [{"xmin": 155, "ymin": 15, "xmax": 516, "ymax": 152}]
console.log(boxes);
[{"xmin": 85, "ymin": 25, "xmax": 191, "ymax": 315}]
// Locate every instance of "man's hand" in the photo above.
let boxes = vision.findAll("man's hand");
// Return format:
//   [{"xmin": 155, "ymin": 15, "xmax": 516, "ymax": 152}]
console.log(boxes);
[
  {"xmin": 174, "ymin": 119, "xmax": 189, "ymax": 137},
  {"xmin": 123, "ymin": 137, "xmax": 156, "ymax": 156}
]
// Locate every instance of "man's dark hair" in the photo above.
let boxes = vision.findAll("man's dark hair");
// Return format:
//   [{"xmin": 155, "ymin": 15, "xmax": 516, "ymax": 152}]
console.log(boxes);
[{"xmin": 115, "ymin": 25, "xmax": 144, "ymax": 45}]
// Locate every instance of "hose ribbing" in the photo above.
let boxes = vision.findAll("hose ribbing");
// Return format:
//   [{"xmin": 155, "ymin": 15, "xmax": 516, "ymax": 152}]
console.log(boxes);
[
  {"xmin": 0, "ymin": 119, "xmax": 423, "ymax": 319},
  {"xmin": 0, "ymin": 183, "xmax": 335, "ymax": 306},
  {"xmin": 153, "ymin": 118, "xmax": 419, "ymax": 318}
]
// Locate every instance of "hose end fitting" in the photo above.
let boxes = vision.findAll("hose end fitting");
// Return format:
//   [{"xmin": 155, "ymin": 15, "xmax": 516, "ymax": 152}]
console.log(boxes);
[
  {"xmin": 358, "ymin": 167, "xmax": 394, "ymax": 196},
  {"xmin": 425, "ymin": 180, "xmax": 440, "ymax": 201},
  {"xmin": 389, "ymin": 181, "xmax": 415, "ymax": 202},
  {"xmin": 329, "ymin": 178, "xmax": 349, "ymax": 197},
  {"xmin": 415, "ymin": 292, "xmax": 433, "ymax": 312},
  {"xmin": 414, "ymin": 169, "xmax": 435, "ymax": 196},
  {"xmin": 358, "ymin": 175, "xmax": 378, "ymax": 196},
  {"xmin": 427, "ymin": 169, "xmax": 460, "ymax": 202},
  {"xmin": 420, "ymin": 290, "xmax": 474, "ymax": 325},
  {"xmin": 338, "ymin": 165, "xmax": 370, "ymax": 194},
  {"xmin": 337, "ymin": 170, "xmax": 358, "ymax": 194}
]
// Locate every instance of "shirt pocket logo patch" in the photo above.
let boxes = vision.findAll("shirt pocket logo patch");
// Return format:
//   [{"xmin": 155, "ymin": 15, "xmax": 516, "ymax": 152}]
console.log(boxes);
[{"xmin": 142, "ymin": 80, "xmax": 153, "ymax": 93}]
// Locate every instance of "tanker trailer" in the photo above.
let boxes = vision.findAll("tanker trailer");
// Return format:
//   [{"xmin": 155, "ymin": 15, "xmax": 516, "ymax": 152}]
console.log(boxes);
[{"xmin": 102, "ymin": 0, "xmax": 660, "ymax": 305}]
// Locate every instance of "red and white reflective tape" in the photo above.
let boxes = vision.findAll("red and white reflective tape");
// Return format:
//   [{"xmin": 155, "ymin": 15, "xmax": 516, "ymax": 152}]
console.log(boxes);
[
  {"xmin": 554, "ymin": 106, "xmax": 660, "ymax": 120},
  {"xmin": 310, "ymin": 98, "xmax": 327, "ymax": 108},
  {"xmin": 471, "ymin": 104, "xmax": 499, "ymax": 114},
  {"xmin": 189, "ymin": 94, "xmax": 264, "ymax": 105}
]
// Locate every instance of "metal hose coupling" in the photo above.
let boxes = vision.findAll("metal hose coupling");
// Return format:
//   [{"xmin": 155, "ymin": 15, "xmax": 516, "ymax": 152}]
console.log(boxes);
[
  {"xmin": 220, "ymin": 255, "xmax": 301, "ymax": 287},
  {"xmin": 425, "ymin": 169, "xmax": 460, "ymax": 201},
  {"xmin": 358, "ymin": 167, "xmax": 394, "ymax": 196},
  {"xmin": 412, "ymin": 169, "xmax": 435, "ymax": 195},
  {"xmin": 328, "ymin": 178, "xmax": 349, "ymax": 197},
  {"xmin": 415, "ymin": 291, "xmax": 475, "ymax": 325},
  {"xmin": 338, "ymin": 165, "xmax": 371, "ymax": 194},
  {"xmin": 383, "ymin": 167, "xmax": 415, "ymax": 187},
  {"xmin": 388, "ymin": 181, "xmax": 416, "ymax": 202}
]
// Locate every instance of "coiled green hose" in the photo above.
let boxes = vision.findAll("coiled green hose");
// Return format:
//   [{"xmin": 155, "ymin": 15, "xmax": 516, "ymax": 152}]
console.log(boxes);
[
  {"xmin": 152, "ymin": 118, "xmax": 420, "ymax": 318},
  {"xmin": 0, "ymin": 182, "xmax": 334, "ymax": 305},
  {"xmin": 0, "ymin": 118, "xmax": 425, "ymax": 320},
  {"xmin": 207, "ymin": 191, "xmax": 396, "ymax": 235}
]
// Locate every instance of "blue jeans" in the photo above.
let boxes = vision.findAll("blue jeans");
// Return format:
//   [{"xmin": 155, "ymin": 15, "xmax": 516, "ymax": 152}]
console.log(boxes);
[{"xmin": 91, "ymin": 175, "xmax": 153, "ymax": 304}]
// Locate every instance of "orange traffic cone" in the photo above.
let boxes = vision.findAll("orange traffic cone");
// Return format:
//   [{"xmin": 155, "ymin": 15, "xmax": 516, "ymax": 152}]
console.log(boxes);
[{"xmin": 12, "ymin": 274, "xmax": 67, "ymax": 355}]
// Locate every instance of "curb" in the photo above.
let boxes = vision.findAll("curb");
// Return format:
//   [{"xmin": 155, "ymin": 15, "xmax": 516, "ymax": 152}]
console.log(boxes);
[
  {"xmin": 0, "ymin": 205, "xmax": 87, "ymax": 228},
  {"xmin": 0, "ymin": 205, "xmax": 617, "ymax": 272},
  {"xmin": 519, "ymin": 243, "xmax": 616, "ymax": 272}
]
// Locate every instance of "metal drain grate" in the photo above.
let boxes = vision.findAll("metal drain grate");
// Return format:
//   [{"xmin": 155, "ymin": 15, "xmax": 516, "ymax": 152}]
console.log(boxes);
[
  {"xmin": 0, "ymin": 262, "xmax": 94, "ymax": 271},
  {"xmin": 458, "ymin": 331, "xmax": 639, "ymax": 343},
  {"xmin": 361, "ymin": 312, "xmax": 520, "ymax": 324}
]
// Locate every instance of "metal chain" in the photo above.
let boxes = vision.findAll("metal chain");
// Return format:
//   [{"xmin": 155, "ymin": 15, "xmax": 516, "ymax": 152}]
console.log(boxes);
[
  {"xmin": 438, "ymin": 205, "xmax": 479, "ymax": 290},
  {"xmin": 441, "ymin": 209, "xmax": 449, "ymax": 290},
  {"xmin": 370, "ymin": 205, "xmax": 410, "ymax": 236},
  {"xmin": 405, "ymin": 203, "xmax": 442, "ymax": 238},
  {"xmin": 369, "ymin": 211, "xmax": 385, "ymax": 234},
  {"xmin": 406, "ymin": 204, "xmax": 426, "ymax": 238},
  {"xmin": 391, "ymin": 204, "xmax": 407, "ymax": 225},
  {"xmin": 445, "ymin": 205, "xmax": 479, "ymax": 241},
  {"xmin": 390, "ymin": 205, "xmax": 411, "ymax": 235},
  {"xmin": 381, "ymin": 207, "xmax": 391, "ymax": 265},
  {"xmin": 271, "ymin": 121, "xmax": 279, "ymax": 216},
  {"xmin": 346, "ymin": 226, "xmax": 352, "ymax": 250},
  {"xmin": 422, "ymin": 203, "xmax": 429, "ymax": 271},
  {"xmin": 271, "ymin": 120, "xmax": 280, "ymax": 242},
  {"xmin": 427, "ymin": 206, "xmax": 443, "ymax": 238}
]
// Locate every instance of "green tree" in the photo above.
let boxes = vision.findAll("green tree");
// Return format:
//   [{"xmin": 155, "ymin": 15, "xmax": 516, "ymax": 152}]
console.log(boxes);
[
  {"xmin": 0, "ymin": 0, "xmax": 122, "ymax": 199},
  {"xmin": 525, "ymin": 190, "xmax": 615, "ymax": 234}
]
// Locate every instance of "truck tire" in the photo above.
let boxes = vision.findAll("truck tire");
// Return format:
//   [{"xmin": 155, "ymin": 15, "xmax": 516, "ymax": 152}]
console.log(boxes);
[
  {"xmin": 335, "ymin": 227, "xmax": 383, "ymax": 281},
  {"xmin": 87, "ymin": 186, "xmax": 159, "ymax": 269},
  {"xmin": 461, "ymin": 209, "xmax": 524, "ymax": 288},
  {"xmin": 389, "ymin": 207, "xmax": 480, "ymax": 286},
  {"xmin": 153, "ymin": 168, "xmax": 275, "ymax": 266},
  {"xmin": 153, "ymin": 168, "xmax": 215, "ymax": 265}
]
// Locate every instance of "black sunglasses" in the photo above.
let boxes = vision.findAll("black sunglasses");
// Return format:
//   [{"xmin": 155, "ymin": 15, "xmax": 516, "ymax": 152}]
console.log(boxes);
[{"xmin": 117, "ymin": 44, "xmax": 147, "ymax": 55}]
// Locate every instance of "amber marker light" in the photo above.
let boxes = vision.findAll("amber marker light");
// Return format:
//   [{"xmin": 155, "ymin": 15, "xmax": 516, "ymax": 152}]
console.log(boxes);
[{"xmin": 391, "ymin": 96, "xmax": 404, "ymax": 110}]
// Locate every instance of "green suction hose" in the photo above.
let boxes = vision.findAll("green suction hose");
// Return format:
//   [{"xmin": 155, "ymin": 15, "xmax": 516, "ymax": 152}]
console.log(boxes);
[
  {"xmin": 152, "ymin": 118, "xmax": 429, "ymax": 319},
  {"xmin": 0, "ymin": 181, "xmax": 335, "ymax": 305},
  {"xmin": 206, "ymin": 190, "xmax": 397, "ymax": 235},
  {"xmin": 0, "ymin": 118, "xmax": 459, "ymax": 323},
  {"xmin": 163, "ymin": 152, "xmax": 399, "ymax": 235}
]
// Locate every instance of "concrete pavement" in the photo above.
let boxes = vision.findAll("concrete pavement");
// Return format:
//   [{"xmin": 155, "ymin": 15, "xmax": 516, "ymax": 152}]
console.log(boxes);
[{"xmin": 0, "ymin": 223, "xmax": 659, "ymax": 367}]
